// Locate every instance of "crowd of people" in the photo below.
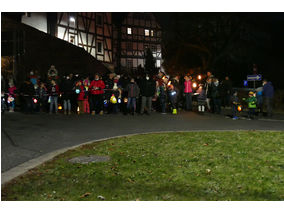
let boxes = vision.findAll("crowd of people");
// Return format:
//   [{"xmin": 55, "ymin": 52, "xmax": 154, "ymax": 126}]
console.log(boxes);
[{"xmin": 1, "ymin": 66, "xmax": 275, "ymax": 119}]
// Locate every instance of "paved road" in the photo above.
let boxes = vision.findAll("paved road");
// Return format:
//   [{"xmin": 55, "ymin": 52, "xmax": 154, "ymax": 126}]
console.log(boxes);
[{"xmin": 2, "ymin": 110, "xmax": 284, "ymax": 173}]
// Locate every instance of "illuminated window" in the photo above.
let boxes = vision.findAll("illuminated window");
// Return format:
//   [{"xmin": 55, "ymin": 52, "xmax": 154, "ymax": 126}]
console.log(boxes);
[
  {"xmin": 145, "ymin": 29, "xmax": 150, "ymax": 36},
  {"xmin": 127, "ymin": 27, "xmax": 132, "ymax": 35},
  {"xmin": 151, "ymin": 30, "xmax": 154, "ymax": 37},
  {"xmin": 70, "ymin": 35, "xmax": 75, "ymax": 44},
  {"xmin": 97, "ymin": 42, "xmax": 103, "ymax": 53},
  {"xmin": 156, "ymin": 60, "xmax": 161, "ymax": 67}
]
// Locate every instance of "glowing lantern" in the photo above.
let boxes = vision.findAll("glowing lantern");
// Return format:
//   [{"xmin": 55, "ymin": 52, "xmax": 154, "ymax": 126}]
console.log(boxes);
[
  {"xmin": 7, "ymin": 96, "xmax": 14, "ymax": 103},
  {"xmin": 33, "ymin": 98, "xmax": 38, "ymax": 104},
  {"xmin": 167, "ymin": 81, "xmax": 171, "ymax": 86},
  {"xmin": 110, "ymin": 94, "xmax": 117, "ymax": 104},
  {"xmin": 237, "ymin": 105, "xmax": 242, "ymax": 112},
  {"xmin": 104, "ymin": 100, "xmax": 108, "ymax": 107},
  {"xmin": 77, "ymin": 107, "xmax": 80, "ymax": 112},
  {"xmin": 124, "ymin": 98, "xmax": 128, "ymax": 103},
  {"xmin": 58, "ymin": 105, "xmax": 62, "ymax": 110},
  {"xmin": 197, "ymin": 75, "xmax": 202, "ymax": 80},
  {"xmin": 192, "ymin": 82, "xmax": 197, "ymax": 88}
]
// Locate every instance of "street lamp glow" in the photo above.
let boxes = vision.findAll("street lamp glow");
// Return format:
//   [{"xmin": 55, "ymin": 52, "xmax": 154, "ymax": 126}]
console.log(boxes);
[{"xmin": 70, "ymin": 17, "xmax": 75, "ymax": 23}]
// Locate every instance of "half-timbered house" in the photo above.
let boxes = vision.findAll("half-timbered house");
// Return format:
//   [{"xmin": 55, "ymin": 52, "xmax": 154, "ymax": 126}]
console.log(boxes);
[
  {"xmin": 113, "ymin": 12, "xmax": 163, "ymax": 73},
  {"xmin": 20, "ymin": 12, "xmax": 163, "ymax": 74}
]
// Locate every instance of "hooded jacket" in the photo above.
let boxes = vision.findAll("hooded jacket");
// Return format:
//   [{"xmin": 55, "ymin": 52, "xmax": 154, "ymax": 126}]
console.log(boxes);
[{"xmin": 262, "ymin": 82, "xmax": 274, "ymax": 98}]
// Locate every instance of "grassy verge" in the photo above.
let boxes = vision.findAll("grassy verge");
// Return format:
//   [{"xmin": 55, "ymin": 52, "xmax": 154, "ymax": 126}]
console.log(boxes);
[{"xmin": 2, "ymin": 131, "xmax": 284, "ymax": 201}]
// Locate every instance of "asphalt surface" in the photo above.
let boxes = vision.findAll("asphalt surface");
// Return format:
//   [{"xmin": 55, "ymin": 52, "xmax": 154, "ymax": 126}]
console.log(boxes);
[{"xmin": 1, "ymin": 110, "xmax": 284, "ymax": 184}]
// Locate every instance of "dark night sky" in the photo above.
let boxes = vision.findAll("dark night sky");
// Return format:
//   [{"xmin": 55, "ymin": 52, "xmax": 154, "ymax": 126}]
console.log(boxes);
[{"xmin": 152, "ymin": 12, "xmax": 284, "ymax": 88}]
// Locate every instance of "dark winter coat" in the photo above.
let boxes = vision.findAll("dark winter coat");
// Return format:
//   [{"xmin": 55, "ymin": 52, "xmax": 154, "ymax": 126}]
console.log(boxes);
[
  {"xmin": 119, "ymin": 77, "xmax": 130, "ymax": 91},
  {"xmin": 262, "ymin": 82, "xmax": 274, "ymax": 98},
  {"xmin": 60, "ymin": 79, "xmax": 74, "ymax": 100},
  {"xmin": 197, "ymin": 88, "xmax": 206, "ymax": 101},
  {"xmin": 126, "ymin": 83, "xmax": 140, "ymax": 98},
  {"xmin": 172, "ymin": 79, "xmax": 181, "ymax": 94},
  {"xmin": 204, "ymin": 81, "xmax": 213, "ymax": 98},
  {"xmin": 222, "ymin": 79, "xmax": 233, "ymax": 95},
  {"xmin": 104, "ymin": 78, "xmax": 114, "ymax": 91},
  {"xmin": 139, "ymin": 78, "xmax": 156, "ymax": 97},
  {"xmin": 21, "ymin": 81, "xmax": 35, "ymax": 96},
  {"xmin": 231, "ymin": 95, "xmax": 239, "ymax": 105},
  {"xmin": 211, "ymin": 84, "xmax": 221, "ymax": 99}
]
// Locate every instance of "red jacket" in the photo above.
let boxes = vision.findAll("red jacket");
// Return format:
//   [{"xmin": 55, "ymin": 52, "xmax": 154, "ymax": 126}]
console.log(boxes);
[
  {"xmin": 89, "ymin": 79, "xmax": 105, "ymax": 95},
  {"xmin": 184, "ymin": 80, "xmax": 192, "ymax": 93},
  {"xmin": 77, "ymin": 85, "xmax": 85, "ymax": 101}
]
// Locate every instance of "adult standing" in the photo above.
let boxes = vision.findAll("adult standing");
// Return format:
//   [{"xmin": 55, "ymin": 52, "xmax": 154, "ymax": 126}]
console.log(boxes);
[
  {"xmin": 104, "ymin": 73, "xmax": 115, "ymax": 114},
  {"xmin": 222, "ymin": 76, "xmax": 233, "ymax": 108},
  {"xmin": 172, "ymin": 75, "xmax": 182, "ymax": 109},
  {"xmin": 255, "ymin": 86, "xmax": 263, "ymax": 115},
  {"xmin": 119, "ymin": 74, "xmax": 130, "ymax": 114},
  {"xmin": 126, "ymin": 78, "xmax": 140, "ymax": 115},
  {"xmin": 60, "ymin": 74, "xmax": 73, "ymax": 115},
  {"xmin": 211, "ymin": 78, "xmax": 222, "ymax": 114},
  {"xmin": 183, "ymin": 75, "xmax": 193, "ymax": 111},
  {"xmin": 48, "ymin": 80, "xmax": 60, "ymax": 114},
  {"xmin": 262, "ymin": 79, "xmax": 274, "ymax": 117},
  {"xmin": 20, "ymin": 78, "xmax": 35, "ymax": 113},
  {"xmin": 157, "ymin": 76, "xmax": 168, "ymax": 114},
  {"xmin": 204, "ymin": 77, "xmax": 213, "ymax": 112},
  {"xmin": 89, "ymin": 73, "xmax": 105, "ymax": 115},
  {"xmin": 140, "ymin": 74, "xmax": 156, "ymax": 115}
]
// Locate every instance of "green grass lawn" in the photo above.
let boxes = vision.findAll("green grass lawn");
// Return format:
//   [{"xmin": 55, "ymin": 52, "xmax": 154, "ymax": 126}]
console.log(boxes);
[{"xmin": 2, "ymin": 131, "xmax": 284, "ymax": 201}]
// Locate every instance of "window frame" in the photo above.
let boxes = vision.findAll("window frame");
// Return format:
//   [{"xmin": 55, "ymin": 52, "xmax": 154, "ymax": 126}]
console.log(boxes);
[
  {"xmin": 97, "ymin": 41, "xmax": 103, "ymax": 53},
  {"xmin": 144, "ymin": 29, "xmax": 150, "ymax": 37}
]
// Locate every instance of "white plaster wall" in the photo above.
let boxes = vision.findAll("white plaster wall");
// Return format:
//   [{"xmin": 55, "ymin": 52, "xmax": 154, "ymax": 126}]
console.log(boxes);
[{"xmin": 21, "ymin": 13, "xmax": 47, "ymax": 33}]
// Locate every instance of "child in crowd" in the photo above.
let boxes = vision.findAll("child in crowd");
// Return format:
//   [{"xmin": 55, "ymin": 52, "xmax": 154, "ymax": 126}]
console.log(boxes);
[
  {"xmin": 231, "ymin": 90, "xmax": 239, "ymax": 120},
  {"xmin": 37, "ymin": 82, "xmax": 48, "ymax": 112},
  {"xmin": 167, "ymin": 83, "xmax": 178, "ymax": 114},
  {"xmin": 8, "ymin": 82, "xmax": 17, "ymax": 112},
  {"xmin": 157, "ymin": 76, "xmax": 168, "ymax": 114},
  {"xmin": 196, "ymin": 84, "xmax": 206, "ymax": 114},
  {"xmin": 126, "ymin": 78, "xmax": 140, "ymax": 115},
  {"xmin": 244, "ymin": 91, "xmax": 257, "ymax": 120},
  {"xmin": 83, "ymin": 80, "xmax": 90, "ymax": 114},
  {"xmin": 76, "ymin": 81, "xmax": 85, "ymax": 114}
]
